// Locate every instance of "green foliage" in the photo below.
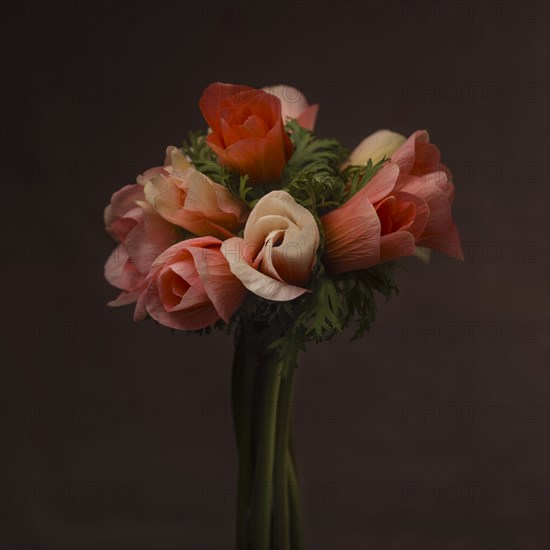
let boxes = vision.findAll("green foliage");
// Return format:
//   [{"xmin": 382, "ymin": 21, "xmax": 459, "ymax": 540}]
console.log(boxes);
[
  {"xmin": 342, "ymin": 157, "xmax": 388, "ymax": 199},
  {"xmin": 282, "ymin": 120, "xmax": 348, "ymax": 184},
  {"xmin": 230, "ymin": 262, "xmax": 399, "ymax": 347},
  {"xmin": 181, "ymin": 130, "xmax": 226, "ymax": 184},
  {"xmin": 181, "ymin": 125, "xmax": 400, "ymax": 347}
]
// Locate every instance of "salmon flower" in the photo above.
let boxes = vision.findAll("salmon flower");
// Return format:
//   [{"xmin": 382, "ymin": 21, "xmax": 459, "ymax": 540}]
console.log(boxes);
[
  {"xmin": 141, "ymin": 146, "xmax": 249, "ymax": 240},
  {"xmin": 199, "ymin": 82, "xmax": 293, "ymax": 184},
  {"xmin": 134, "ymin": 237, "xmax": 246, "ymax": 330},
  {"xmin": 104, "ymin": 184, "xmax": 175, "ymax": 306},
  {"xmin": 322, "ymin": 131, "xmax": 463, "ymax": 274}
]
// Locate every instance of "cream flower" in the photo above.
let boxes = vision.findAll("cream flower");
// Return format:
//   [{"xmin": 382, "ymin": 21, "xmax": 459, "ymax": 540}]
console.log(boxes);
[
  {"xmin": 221, "ymin": 191, "xmax": 319, "ymax": 301},
  {"xmin": 345, "ymin": 130, "xmax": 406, "ymax": 167}
]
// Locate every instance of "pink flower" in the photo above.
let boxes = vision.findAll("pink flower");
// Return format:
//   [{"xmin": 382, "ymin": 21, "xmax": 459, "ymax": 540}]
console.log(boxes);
[
  {"xmin": 104, "ymin": 184, "xmax": 175, "ymax": 306},
  {"xmin": 221, "ymin": 191, "xmax": 320, "ymax": 301},
  {"xmin": 322, "ymin": 131, "xmax": 463, "ymax": 274},
  {"xmin": 134, "ymin": 237, "xmax": 246, "ymax": 330},
  {"xmin": 321, "ymin": 165, "xmax": 396, "ymax": 275},
  {"xmin": 142, "ymin": 147, "xmax": 249, "ymax": 239},
  {"xmin": 391, "ymin": 129, "xmax": 449, "ymax": 179},
  {"xmin": 262, "ymin": 84, "xmax": 319, "ymax": 131},
  {"xmin": 392, "ymin": 131, "xmax": 462, "ymax": 259}
]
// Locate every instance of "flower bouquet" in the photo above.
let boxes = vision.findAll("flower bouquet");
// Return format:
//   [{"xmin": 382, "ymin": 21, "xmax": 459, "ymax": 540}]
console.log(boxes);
[{"xmin": 104, "ymin": 82, "xmax": 462, "ymax": 549}]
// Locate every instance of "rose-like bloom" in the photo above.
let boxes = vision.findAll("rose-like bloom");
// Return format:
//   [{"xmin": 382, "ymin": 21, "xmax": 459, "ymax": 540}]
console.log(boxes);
[
  {"xmin": 322, "ymin": 131, "xmax": 463, "ymax": 274},
  {"xmin": 142, "ymin": 146, "xmax": 249, "ymax": 239},
  {"xmin": 134, "ymin": 237, "xmax": 246, "ymax": 330},
  {"xmin": 221, "ymin": 191, "xmax": 319, "ymax": 301},
  {"xmin": 199, "ymin": 82, "xmax": 293, "ymax": 184},
  {"xmin": 104, "ymin": 185, "xmax": 175, "ymax": 306},
  {"xmin": 344, "ymin": 129, "xmax": 406, "ymax": 168},
  {"xmin": 262, "ymin": 84, "xmax": 319, "ymax": 131}
]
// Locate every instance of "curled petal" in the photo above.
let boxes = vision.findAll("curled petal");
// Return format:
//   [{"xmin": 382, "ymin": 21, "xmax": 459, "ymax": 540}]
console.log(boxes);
[
  {"xmin": 104, "ymin": 184, "xmax": 144, "ymax": 242},
  {"xmin": 140, "ymin": 237, "xmax": 246, "ymax": 330},
  {"xmin": 322, "ymin": 192, "xmax": 381, "ymax": 275},
  {"xmin": 144, "ymin": 167, "xmax": 249, "ymax": 239},
  {"xmin": 391, "ymin": 130, "xmax": 442, "ymax": 178},
  {"xmin": 221, "ymin": 237, "xmax": 309, "ymax": 301},
  {"xmin": 379, "ymin": 232, "xmax": 416, "ymax": 263},
  {"xmin": 243, "ymin": 191, "xmax": 320, "ymax": 285}
]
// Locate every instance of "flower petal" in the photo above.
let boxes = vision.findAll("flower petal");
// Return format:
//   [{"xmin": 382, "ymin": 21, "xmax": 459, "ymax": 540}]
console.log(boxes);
[{"xmin": 221, "ymin": 237, "xmax": 308, "ymax": 301}]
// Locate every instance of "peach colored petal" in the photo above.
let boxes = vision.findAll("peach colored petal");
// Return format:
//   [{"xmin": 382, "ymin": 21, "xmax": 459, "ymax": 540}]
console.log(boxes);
[
  {"xmin": 139, "ymin": 237, "xmax": 246, "ymax": 330},
  {"xmin": 243, "ymin": 191, "xmax": 319, "ymax": 286},
  {"xmin": 321, "ymin": 192, "xmax": 381, "ymax": 275},
  {"xmin": 221, "ymin": 237, "xmax": 309, "ymax": 301},
  {"xmin": 104, "ymin": 184, "xmax": 144, "ymax": 242},
  {"xmin": 125, "ymin": 201, "xmax": 176, "ymax": 275},
  {"xmin": 362, "ymin": 162, "xmax": 400, "ymax": 204},
  {"xmin": 398, "ymin": 172, "xmax": 453, "ymax": 240},
  {"xmin": 187, "ymin": 243, "xmax": 247, "ymax": 322},
  {"xmin": 263, "ymin": 85, "xmax": 319, "ymax": 131},
  {"xmin": 418, "ymin": 221, "xmax": 464, "ymax": 261},
  {"xmin": 297, "ymin": 104, "xmax": 319, "ymax": 132},
  {"xmin": 108, "ymin": 288, "xmax": 145, "ymax": 307},
  {"xmin": 104, "ymin": 244, "xmax": 143, "ymax": 290},
  {"xmin": 380, "ymin": 232, "xmax": 416, "ymax": 263},
  {"xmin": 344, "ymin": 130, "xmax": 406, "ymax": 169},
  {"xmin": 144, "ymin": 168, "xmax": 248, "ymax": 239},
  {"xmin": 391, "ymin": 130, "xmax": 442, "ymax": 178}
]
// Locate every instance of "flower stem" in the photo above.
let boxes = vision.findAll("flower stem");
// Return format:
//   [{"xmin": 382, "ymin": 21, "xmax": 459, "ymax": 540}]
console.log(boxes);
[
  {"xmin": 273, "ymin": 365, "xmax": 296, "ymax": 550},
  {"xmin": 231, "ymin": 325, "xmax": 257, "ymax": 550},
  {"xmin": 249, "ymin": 358, "xmax": 282, "ymax": 550},
  {"xmin": 288, "ymin": 448, "xmax": 305, "ymax": 550}
]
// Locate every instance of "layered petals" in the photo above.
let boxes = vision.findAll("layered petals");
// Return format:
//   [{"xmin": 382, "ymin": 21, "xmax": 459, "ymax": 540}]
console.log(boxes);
[
  {"xmin": 391, "ymin": 130, "xmax": 447, "ymax": 179},
  {"xmin": 199, "ymin": 82, "xmax": 293, "ymax": 184},
  {"xmin": 221, "ymin": 191, "xmax": 319, "ymax": 301},
  {"xmin": 135, "ymin": 237, "xmax": 246, "ymax": 330},
  {"xmin": 322, "ymin": 140, "xmax": 462, "ymax": 274},
  {"xmin": 321, "ymin": 190, "xmax": 381, "ymax": 275},
  {"xmin": 143, "ymin": 148, "xmax": 249, "ymax": 239},
  {"xmin": 104, "ymin": 184, "xmax": 144, "ymax": 242},
  {"xmin": 104, "ymin": 204, "xmax": 175, "ymax": 306},
  {"xmin": 322, "ymin": 163, "xmax": 400, "ymax": 273}
]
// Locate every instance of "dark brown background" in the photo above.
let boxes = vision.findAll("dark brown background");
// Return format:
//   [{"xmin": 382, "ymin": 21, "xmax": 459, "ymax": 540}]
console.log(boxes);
[{"xmin": 1, "ymin": 1, "xmax": 548, "ymax": 549}]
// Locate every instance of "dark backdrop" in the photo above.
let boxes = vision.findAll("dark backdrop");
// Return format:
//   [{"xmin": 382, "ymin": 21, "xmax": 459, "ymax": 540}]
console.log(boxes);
[{"xmin": 1, "ymin": 1, "xmax": 548, "ymax": 549}]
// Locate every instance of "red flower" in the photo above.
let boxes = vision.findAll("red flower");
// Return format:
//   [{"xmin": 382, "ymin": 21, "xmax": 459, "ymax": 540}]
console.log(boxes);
[{"xmin": 199, "ymin": 82, "xmax": 293, "ymax": 184}]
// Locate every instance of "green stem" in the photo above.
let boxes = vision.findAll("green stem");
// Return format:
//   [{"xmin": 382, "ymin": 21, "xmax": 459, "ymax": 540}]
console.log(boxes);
[
  {"xmin": 273, "ymin": 365, "xmax": 296, "ymax": 550},
  {"xmin": 249, "ymin": 359, "xmax": 282, "ymax": 550},
  {"xmin": 232, "ymin": 325, "xmax": 257, "ymax": 550},
  {"xmin": 288, "ymin": 449, "xmax": 305, "ymax": 550}
]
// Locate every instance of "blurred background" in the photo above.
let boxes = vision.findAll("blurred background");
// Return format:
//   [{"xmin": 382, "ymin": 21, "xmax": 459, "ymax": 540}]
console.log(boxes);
[{"xmin": 0, "ymin": 1, "xmax": 548, "ymax": 549}]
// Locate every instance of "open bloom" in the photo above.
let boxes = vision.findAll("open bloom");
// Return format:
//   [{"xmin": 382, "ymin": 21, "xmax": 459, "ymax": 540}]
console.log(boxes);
[
  {"xmin": 104, "ymin": 185, "xmax": 175, "ymax": 306},
  {"xmin": 199, "ymin": 82, "xmax": 293, "ymax": 184},
  {"xmin": 142, "ymin": 146, "xmax": 249, "ymax": 239},
  {"xmin": 322, "ymin": 131, "xmax": 463, "ymax": 274},
  {"xmin": 262, "ymin": 84, "xmax": 319, "ymax": 131},
  {"xmin": 221, "ymin": 191, "xmax": 319, "ymax": 301},
  {"xmin": 134, "ymin": 237, "xmax": 246, "ymax": 330}
]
